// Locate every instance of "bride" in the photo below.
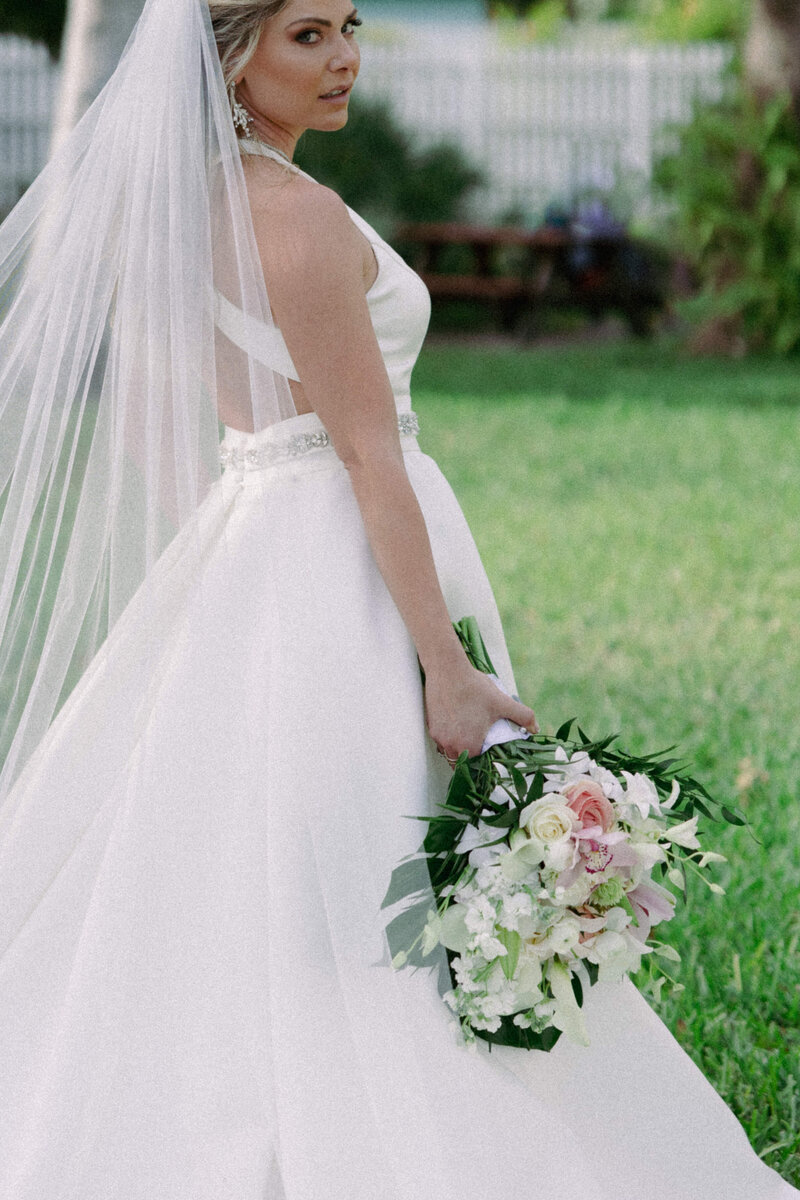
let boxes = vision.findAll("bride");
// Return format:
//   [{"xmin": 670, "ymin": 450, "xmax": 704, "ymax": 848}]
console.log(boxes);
[{"xmin": 0, "ymin": 0, "xmax": 795, "ymax": 1196}]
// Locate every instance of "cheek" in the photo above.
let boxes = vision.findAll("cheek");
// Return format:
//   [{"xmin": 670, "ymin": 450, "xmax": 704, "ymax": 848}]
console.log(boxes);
[{"xmin": 249, "ymin": 42, "xmax": 315, "ymax": 96}]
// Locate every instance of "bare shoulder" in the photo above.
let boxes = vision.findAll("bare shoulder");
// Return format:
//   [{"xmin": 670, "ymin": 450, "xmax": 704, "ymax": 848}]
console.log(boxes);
[{"xmin": 246, "ymin": 165, "xmax": 363, "ymax": 288}]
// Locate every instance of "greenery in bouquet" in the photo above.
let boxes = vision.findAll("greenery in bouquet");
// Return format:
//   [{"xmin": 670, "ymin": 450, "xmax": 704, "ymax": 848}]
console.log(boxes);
[{"xmin": 384, "ymin": 618, "xmax": 744, "ymax": 1053}]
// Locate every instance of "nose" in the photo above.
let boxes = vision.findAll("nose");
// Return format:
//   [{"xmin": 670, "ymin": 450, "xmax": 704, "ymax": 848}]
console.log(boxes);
[{"xmin": 329, "ymin": 35, "xmax": 359, "ymax": 73}]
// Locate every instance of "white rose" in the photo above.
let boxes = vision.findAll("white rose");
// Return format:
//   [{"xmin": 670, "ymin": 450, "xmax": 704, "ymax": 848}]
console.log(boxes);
[{"xmin": 520, "ymin": 797, "xmax": 577, "ymax": 860}]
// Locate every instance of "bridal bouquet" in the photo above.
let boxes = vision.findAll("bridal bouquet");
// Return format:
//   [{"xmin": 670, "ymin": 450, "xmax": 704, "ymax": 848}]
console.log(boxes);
[{"xmin": 384, "ymin": 618, "xmax": 743, "ymax": 1052}]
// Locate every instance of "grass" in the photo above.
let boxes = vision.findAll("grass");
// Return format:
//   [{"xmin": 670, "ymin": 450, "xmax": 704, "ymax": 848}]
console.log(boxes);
[
  {"xmin": 4, "ymin": 336, "xmax": 798, "ymax": 1180},
  {"xmin": 412, "ymin": 338, "xmax": 800, "ymax": 1185}
]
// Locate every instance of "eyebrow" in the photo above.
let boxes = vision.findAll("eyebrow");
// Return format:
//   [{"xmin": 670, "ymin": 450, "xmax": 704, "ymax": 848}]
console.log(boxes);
[{"xmin": 286, "ymin": 9, "xmax": 358, "ymax": 26}]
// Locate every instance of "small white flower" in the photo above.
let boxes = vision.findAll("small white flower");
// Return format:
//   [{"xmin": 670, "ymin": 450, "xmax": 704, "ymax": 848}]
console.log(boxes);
[
  {"xmin": 455, "ymin": 821, "xmax": 499, "ymax": 857},
  {"xmin": 526, "ymin": 915, "xmax": 581, "ymax": 959},
  {"xmin": 475, "ymin": 934, "xmax": 508, "ymax": 961},
  {"xmin": 421, "ymin": 914, "xmax": 442, "ymax": 956},
  {"xmin": 543, "ymin": 750, "xmax": 595, "ymax": 794},
  {"xmin": 500, "ymin": 891, "xmax": 534, "ymax": 930},
  {"xmin": 663, "ymin": 779, "xmax": 681, "ymax": 810},
  {"xmin": 620, "ymin": 771, "xmax": 661, "ymax": 820},
  {"xmin": 589, "ymin": 763, "xmax": 625, "ymax": 801},
  {"xmin": 663, "ymin": 816, "xmax": 701, "ymax": 850},
  {"xmin": 698, "ymin": 851, "xmax": 727, "ymax": 868}
]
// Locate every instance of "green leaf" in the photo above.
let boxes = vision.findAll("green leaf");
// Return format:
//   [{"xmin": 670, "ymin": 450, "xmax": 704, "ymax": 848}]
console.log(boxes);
[
  {"xmin": 423, "ymin": 817, "xmax": 468, "ymax": 855},
  {"xmin": 526, "ymin": 771, "xmax": 545, "ymax": 803},
  {"xmin": 444, "ymin": 758, "xmax": 479, "ymax": 813},
  {"xmin": 510, "ymin": 765, "xmax": 527, "ymax": 802},
  {"xmin": 381, "ymin": 857, "xmax": 432, "ymax": 910},
  {"xmin": 384, "ymin": 899, "xmax": 432, "ymax": 965},
  {"xmin": 496, "ymin": 926, "xmax": 521, "ymax": 981},
  {"xmin": 555, "ymin": 717, "xmax": 576, "ymax": 742}
]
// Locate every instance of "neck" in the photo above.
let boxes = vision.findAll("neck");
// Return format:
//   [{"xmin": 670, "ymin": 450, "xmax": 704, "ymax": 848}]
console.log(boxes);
[
  {"xmin": 233, "ymin": 86, "xmax": 297, "ymax": 161},
  {"xmin": 241, "ymin": 134, "xmax": 293, "ymax": 163}
]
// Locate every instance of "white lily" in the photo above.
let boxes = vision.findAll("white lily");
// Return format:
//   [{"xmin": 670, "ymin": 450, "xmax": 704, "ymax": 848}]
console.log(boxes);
[
  {"xmin": 620, "ymin": 771, "xmax": 661, "ymax": 819},
  {"xmin": 663, "ymin": 816, "xmax": 701, "ymax": 849},
  {"xmin": 663, "ymin": 779, "xmax": 681, "ymax": 810}
]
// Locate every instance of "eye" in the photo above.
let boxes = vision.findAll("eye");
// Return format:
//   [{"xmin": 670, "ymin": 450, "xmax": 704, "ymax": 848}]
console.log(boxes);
[
  {"xmin": 295, "ymin": 28, "xmax": 322, "ymax": 44},
  {"xmin": 343, "ymin": 17, "xmax": 362, "ymax": 34}
]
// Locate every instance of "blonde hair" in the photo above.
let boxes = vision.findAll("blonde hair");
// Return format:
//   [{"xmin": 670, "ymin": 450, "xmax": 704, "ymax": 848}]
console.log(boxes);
[{"xmin": 208, "ymin": 0, "xmax": 290, "ymax": 88}]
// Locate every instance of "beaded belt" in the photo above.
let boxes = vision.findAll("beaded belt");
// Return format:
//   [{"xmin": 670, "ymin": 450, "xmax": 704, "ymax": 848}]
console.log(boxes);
[{"xmin": 220, "ymin": 410, "xmax": 420, "ymax": 471}]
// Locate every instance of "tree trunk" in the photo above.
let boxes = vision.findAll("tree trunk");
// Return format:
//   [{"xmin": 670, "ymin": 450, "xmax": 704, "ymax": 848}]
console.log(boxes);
[
  {"xmin": 744, "ymin": 0, "xmax": 800, "ymax": 121},
  {"xmin": 51, "ymin": 0, "xmax": 144, "ymax": 151}
]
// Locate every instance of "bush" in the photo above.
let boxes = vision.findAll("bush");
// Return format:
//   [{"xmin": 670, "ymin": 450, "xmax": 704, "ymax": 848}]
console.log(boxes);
[
  {"xmin": 485, "ymin": 0, "xmax": 746, "ymax": 42},
  {"xmin": 633, "ymin": 0, "xmax": 747, "ymax": 43},
  {"xmin": 294, "ymin": 97, "xmax": 484, "ymax": 236},
  {"xmin": 655, "ymin": 89, "xmax": 800, "ymax": 355}
]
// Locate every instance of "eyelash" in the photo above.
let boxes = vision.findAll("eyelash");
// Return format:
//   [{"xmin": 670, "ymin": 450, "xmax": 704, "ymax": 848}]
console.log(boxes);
[{"xmin": 295, "ymin": 18, "xmax": 362, "ymax": 44}]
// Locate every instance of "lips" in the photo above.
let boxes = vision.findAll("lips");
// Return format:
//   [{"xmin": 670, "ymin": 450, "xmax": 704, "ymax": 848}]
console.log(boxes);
[{"xmin": 320, "ymin": 85, "xmax": 352, "ymax": 99}]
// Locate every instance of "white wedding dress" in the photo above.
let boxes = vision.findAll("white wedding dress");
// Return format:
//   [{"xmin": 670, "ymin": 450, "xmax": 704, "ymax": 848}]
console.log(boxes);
[{"xmin": 0, "ymin": 142, "xmax": 795, "ymax": 1200}]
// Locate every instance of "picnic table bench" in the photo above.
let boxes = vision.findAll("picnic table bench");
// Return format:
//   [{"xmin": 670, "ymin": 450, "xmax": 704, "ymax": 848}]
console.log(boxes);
[{"xmin": 395, "ymin": 220, "xmax": 667, "ymax": 336}]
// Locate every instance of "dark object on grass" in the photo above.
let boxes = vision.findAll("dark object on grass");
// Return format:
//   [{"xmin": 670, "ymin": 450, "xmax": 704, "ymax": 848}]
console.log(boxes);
[{"xmin": 397, "ymin": 209, "xmax": 672, "ymax": 339}]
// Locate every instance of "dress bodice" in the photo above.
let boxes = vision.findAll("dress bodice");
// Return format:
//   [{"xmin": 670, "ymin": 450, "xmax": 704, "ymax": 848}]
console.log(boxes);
[{"xmin": 216, "ymin": 140, "xmax": 431, "ymax": 413}]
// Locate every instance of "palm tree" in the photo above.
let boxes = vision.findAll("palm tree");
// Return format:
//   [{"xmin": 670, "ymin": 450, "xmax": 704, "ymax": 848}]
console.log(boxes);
[
  {"xmin": 51, "ymin": 0, "xmax": 143, "ymax": 150},
  {"xmin": 744, "ymin": 0, "xmax": 800, "ymax": 120}
]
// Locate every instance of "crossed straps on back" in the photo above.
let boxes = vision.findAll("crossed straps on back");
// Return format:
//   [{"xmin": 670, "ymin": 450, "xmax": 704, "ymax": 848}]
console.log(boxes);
[{"xmin": 213, "ymin": 289, "xmax": 301, "ymax": 383}]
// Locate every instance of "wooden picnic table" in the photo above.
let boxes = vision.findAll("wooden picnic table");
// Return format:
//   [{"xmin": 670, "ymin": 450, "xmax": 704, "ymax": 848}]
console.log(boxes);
[{"xmin": 395, "ymin": 220, "xmax": 666, "ymax": 335}]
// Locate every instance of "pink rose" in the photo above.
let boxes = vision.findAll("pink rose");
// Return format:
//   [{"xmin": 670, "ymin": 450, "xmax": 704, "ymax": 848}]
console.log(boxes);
[{"xmin": 562, "ymin": 778, "xmax": 615, "ymax": 833}]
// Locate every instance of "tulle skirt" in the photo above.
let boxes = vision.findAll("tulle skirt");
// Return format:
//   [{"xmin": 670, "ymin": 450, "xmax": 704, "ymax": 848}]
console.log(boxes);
[{"xmin": 0, "ymin": 412, "xmax": 794, "ymax": 1199}]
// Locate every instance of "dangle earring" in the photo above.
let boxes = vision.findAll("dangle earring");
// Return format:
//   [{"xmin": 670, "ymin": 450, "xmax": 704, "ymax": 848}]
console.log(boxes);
[{"xmin": 229, "ymin": 84, "xmax": 254, "ymax": 138}]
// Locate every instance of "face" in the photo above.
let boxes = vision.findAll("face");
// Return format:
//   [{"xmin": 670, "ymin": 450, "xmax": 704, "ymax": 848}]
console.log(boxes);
[{"xmin": 236, "ymin": 0, "xmax": 361, "ymax": 150}]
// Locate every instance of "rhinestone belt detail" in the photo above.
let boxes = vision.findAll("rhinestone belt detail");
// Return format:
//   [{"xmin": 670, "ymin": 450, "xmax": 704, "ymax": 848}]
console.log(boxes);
[{"xmin": 221, "ymin": 411, "xmax": 420, "ymax": 471}]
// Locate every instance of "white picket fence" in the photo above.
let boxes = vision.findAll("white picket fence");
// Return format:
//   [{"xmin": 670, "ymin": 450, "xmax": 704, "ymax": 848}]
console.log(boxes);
[
  {"xmin": 0, "ymin": 30, "xmax": 733, "ymax": 222},
  {"xmin": 0, "ymin": 37, "xmax": 59, "ymax": 212},
  {"xmin": 355, "ymin": 34, "xmax": 734, "ymax": 221}
]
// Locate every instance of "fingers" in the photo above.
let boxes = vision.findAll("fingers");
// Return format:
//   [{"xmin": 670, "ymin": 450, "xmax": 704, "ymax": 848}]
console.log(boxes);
[
  {"xmin": 509, "ymin": 700, "xmax": 539, "ymax": 735},
  {"xmin": 435, "ymin": 745, "xmax": 460, "ymax": 769}
]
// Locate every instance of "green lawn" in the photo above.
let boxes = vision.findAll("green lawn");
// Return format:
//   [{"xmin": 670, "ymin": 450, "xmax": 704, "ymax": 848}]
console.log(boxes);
[{"xmin": 413, "ymin": 338, "xmax": 800, "ymax": 1185}]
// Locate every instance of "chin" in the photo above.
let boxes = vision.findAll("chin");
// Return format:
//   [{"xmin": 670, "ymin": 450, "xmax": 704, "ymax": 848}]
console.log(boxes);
[{"xmin": 311, "ymin": 109, "xmax": 351, "ymax": 133}]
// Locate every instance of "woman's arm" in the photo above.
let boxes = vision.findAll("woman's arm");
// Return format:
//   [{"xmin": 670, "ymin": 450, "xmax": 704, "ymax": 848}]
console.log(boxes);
[{"xmin": 249, "ymin": 173, "xmax": 537, "ymax": 758}]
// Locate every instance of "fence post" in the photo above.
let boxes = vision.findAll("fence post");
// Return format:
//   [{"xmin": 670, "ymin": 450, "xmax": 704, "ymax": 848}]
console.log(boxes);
[{"xmin": 626, "ymin": 46, "xmax": 654, "ymax": 213}]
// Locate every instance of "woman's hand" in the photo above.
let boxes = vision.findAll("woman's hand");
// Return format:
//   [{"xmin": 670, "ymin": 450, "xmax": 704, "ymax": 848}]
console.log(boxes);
[{"xmin": 424, "ymin": 655, "xmax": 538, "ymax": 764}]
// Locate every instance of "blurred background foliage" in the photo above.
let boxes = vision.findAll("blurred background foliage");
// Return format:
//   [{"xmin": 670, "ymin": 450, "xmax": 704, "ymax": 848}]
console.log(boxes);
[
  {"xmin": 2, "ymin": 0, "xmax": 799, "ymax": 356},
  {"xmin": 0, "ymin": 0, "xmax": 65, "ymax": 55},
  {"xmin": 656, "ymin": 90, "xmax": 800, "ymax": 354},
  {"xmin": 0, "ymin": 0, "xmax": 754, "ymax": 54},
  {"xmin": 295, "ymin": 98, "xmax": 485, "ymax": 232},
  {"xmin": 488, "ymin": 0, "xmax": 748, "ymax": 41}
]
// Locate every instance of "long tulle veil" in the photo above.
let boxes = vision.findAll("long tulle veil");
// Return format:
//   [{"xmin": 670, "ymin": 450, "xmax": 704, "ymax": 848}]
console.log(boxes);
[{"xmin": 0, "ymin": 0, "xmax": 295, "ymax": 805}]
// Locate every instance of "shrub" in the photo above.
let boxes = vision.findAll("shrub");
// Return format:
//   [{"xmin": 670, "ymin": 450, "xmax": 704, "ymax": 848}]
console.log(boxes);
[
  {"xmin": 655, "ymin": 88, "xmax": 800, "ymax": 355},
  {"xmin": 294, "ymin": 97, "xmax": 484, "ymax": 235},
  {"xmin": 633, "ymin": 0, "xmax": 747, "ymax": 43}
]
